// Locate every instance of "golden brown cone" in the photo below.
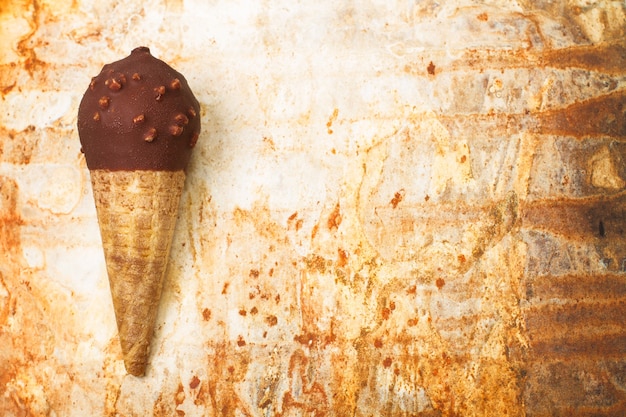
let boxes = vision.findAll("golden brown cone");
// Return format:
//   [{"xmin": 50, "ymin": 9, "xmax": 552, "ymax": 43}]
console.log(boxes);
[{"xmin": 89, "ymin": 169, "xmax": 186, "ymax": 376}]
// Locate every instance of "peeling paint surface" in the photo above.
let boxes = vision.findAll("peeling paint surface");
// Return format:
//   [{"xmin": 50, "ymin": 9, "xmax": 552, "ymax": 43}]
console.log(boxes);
[{"xmin": 1, "ymin": 1, "xmax": 625, "ymax": 416}]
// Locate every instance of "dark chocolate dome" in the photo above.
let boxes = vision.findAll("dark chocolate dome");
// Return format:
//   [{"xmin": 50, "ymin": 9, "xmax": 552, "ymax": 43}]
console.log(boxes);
[{"xmin": 78, "ymin": 47, "xmax": 200, "ymax": 170}]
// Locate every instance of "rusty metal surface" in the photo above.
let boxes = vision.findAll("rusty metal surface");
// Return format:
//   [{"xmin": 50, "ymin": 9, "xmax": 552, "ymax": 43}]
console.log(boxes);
[{"xmin": 1, "ymin": 0, "xmax": 625, "ymax": 416}]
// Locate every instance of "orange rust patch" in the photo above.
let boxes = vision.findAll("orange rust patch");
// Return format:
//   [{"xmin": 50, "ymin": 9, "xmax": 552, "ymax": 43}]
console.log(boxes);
[
  {"xmin": 311, "ymin": 223, "xmax": 319, "ymax": 240},
  {"xmin": 175, "ymin": 382, "xmax": 185, "ymax": 406},
  {"xmin": 390, "ymin": 189, "xmax": 404, "ymax": 208},
  {"xmin": 327, "ymin": 203, "xmax": 342, "ymax": 230},
  {"xmin": 265, "ymin": 315, "xmax": 278, "ymax": 326},
  {"xmin": 542, "ymin": 43, "xmax": 626, "ymax": 75},
  {"xmin": 326, "ymin": 108, "xmax": 339, "ymax": 134},
  {"xmin": 427, "ymin": 61, "xmax": 436, "ymax": 75},
  {"xmin": 0, "ymin": 176, "xmax": 23, "ymax": 258},
  {"xmin": 528, "ymin": 273, "xmax": 626, "ymax": 302},
  {"xmin": 521, "ymin": 194, "xmax": 626, "ymax": 240},
  {"xmin": 535, "ymin": 90, "xmax": 626, "ymax": 139},
  {"xmin": 336, "ymin": 248, "xmax": 348, "ymax": 268},
  {"xmin": 453, "ymin": 43, "xmax": 626, "ymax": 75},
  {"xmin": 189, "ymin": 375, "xmax": 201, "ymax": 389}
]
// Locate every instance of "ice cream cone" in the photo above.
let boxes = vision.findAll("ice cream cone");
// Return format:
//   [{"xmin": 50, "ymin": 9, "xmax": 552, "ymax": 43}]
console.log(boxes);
[
  {"xmin": 77, "ymin": 47, "xmax": 201, "ymax": 375},
  {"xmin": 90, "ymin": 169, "xmax": 186, "ymax": 376}
]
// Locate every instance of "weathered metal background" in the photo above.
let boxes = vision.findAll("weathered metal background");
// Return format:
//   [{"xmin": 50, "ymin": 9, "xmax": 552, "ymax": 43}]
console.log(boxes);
[{"xmin": 1, "ymin": 0, "xmax": 625, "ymax": 415}]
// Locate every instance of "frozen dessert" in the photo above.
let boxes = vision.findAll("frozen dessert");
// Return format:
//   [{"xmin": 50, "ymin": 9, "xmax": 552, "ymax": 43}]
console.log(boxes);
[{"xmin": 77, "ymin": 46, "xmax": 200, "ymax": 376}]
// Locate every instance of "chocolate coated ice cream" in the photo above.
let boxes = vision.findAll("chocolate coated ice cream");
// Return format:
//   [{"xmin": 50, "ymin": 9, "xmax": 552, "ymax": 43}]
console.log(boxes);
[{"xmin": 78, "ymin": 47, "xmax": 200, "ymax": 170}]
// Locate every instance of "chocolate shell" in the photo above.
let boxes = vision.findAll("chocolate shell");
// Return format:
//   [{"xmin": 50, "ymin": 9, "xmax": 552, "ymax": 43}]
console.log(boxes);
[{"xmin": 77, "ymin": 47, "xmax": 200, "ymax": 171}]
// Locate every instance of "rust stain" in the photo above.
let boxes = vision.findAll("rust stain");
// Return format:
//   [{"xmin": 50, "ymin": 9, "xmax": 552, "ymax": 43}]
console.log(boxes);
[
  {"xmin": 1, "ymin": 79, "xmax": 16, "ymax": 95},
  {"xmin": 523, "ymin": 359, "xmax": 626, "ymax": 416},
  {"xmin": 427, "ymin": 61, "xmax": 436, "ymax": 76},
  {"xmin": 436, "ymin": 88, "xmax": 625, "ymax": 141},
  {"xmin": 326, "ymin": 108, "xmax": 339, "ymax": 134},
  {"xmin": 535, "ymin": 90, "xmax": 626, "ymax": 139},
  {"xmin": 175, "ymin": 382, "xmax": 186, "ymax": 407},
  {"xmin": 278, "ymin": 349, "xmax": 329, "ymax": 417},
  {"xmin": 435, "ymin": 278, "xmax": 446, "ymax": 289},
  {"xmin": 521, "ymin": 183, "xmax": 626, "ymax": 414},
  {"xmin": 0, "ymin": 176, "xmax": 23, "ymax": 258},
  {"xmin": 526, "ymin": 273, "xmax": 626, "ymax": 302},
  {"xmin": 265, "ymin": 315, "xmax": 278, "ymax": 326},
  {"xmin": 520, "ymin": 193, "xmax": 626, "ymax": 240},
  {"xmin": 526, "ymin": 300, "xmax": 626, "ymax": 341},
  {"xmin": 14, "ymin": 0, "xmax": 46, "ymax": 76},
  {"xmin": 336, "ymin": 248, "xmax": 348, "ymax": 268},
  {"xmin": 0, "ymin": 126, "xmax": 37, "ymax": 165},
  {"xmin": 476, "ymin": 12, "xmax": 488, "ymax": 22},
  {"xmin": 327, "ymin": 203, "xmax": 342, "ymax": 231},
  {"xmin": 390, "ymin": 189, "xmax": 404, "ymax": 208},
  {"xmin": 449, "ymin": 43, "xmax": 626, "ymax": 75},
  {"xmin": 530, "ymin": 332, "xmax": 626, "ymax": 359},
  {"xmin": 0, "ymin": 176, "xmax": 75, "ymax": 416},
  {"xmin": 543, "ymin": 43, "xmax": 626, "ymax": 75},
  {"xmin": 262, "ymin": 136, "xmax": 276, "ymax": 151},
  {"xmin": 382, "ymin": 357, "xmax": 393, "ymax": 368},
  {"xmin": 189, "ymin": 375, "xmax": 201, "ymax": 390},
  {"xmin": 203, "ymin": 343, "xmax": 253, "ymax": 417}
]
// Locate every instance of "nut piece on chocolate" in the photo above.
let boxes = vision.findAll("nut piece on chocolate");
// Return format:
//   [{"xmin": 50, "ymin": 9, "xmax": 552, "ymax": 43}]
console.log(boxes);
[{"xmin": 78, "ymin": 47, "xmax": 201, "ymax": 171}]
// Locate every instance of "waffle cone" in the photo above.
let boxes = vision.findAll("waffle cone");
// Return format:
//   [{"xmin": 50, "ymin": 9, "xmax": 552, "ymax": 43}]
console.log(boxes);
[{"xmin": 90, "ymin": 169, "xmax": 186, "ymax": 376}]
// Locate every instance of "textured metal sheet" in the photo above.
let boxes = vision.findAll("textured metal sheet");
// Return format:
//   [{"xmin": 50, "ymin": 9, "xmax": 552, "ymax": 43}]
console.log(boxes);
[{"xmin": 1, "ymin": 0, "xmax": 625, "ymax": 416}]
